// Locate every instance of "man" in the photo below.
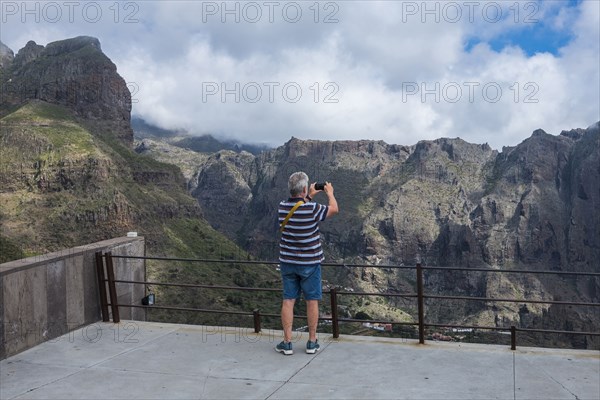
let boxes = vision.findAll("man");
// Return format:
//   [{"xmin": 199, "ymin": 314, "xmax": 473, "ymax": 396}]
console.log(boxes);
[{"xmin": 276, "ymin": 171, "xmax": 339, "ymax": 355}]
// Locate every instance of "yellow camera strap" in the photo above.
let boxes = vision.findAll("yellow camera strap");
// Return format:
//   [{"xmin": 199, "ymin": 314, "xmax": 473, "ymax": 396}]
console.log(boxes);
[{"xmin": 280, "ymin": 201, "xmax": 304, "ymax": 232}]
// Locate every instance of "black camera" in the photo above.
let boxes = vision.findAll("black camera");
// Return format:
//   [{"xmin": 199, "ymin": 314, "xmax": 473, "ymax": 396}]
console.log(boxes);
[{"xmin": 314, "ymin": 182, "xmax": 326, "ymax": 191}]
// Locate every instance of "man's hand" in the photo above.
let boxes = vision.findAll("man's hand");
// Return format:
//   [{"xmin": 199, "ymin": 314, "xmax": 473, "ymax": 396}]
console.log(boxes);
[
  {"xmin": 324, "ymin": 182, "xmax": 338, "ymax": 217},
  {"xmin": 324, "ymin": 182, "xmax": 334, "ymax": 195}
]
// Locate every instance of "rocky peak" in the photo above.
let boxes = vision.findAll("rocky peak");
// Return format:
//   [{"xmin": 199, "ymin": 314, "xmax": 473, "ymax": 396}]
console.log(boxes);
[
  {"xmin": 531, "ymin": 128, "xmax": 547, "ymax": 136},
  {"xmin": 437, "ymin": 137, "xmax": 495, "ymax": 162},
  {"xmin": 587, "ymin": 121, "xmax": 600, "ymax": 132},
  {"xmin": 44, "ymin": 36, "xmax": 101, "ymax": 56},
  {"xmin": 283, "ymin": 136, "xmax": 406, "ymax": 161},
  {"xmin": 560, "ymin": 121, "xmax": 599, "ymax": 141},
  {"xmin": 411, "ymin": 137, "xmax": 496, "ymax": 165},
  {"xmin": 0, "ymin": 36, "xmax": 132, "ymax": 146},
  {"xmin": 12, "ymin": 40, "xmax": 44, "ymax": 68}
]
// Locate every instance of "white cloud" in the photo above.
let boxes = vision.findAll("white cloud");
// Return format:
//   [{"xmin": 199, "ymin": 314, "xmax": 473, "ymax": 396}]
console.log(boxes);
[{"xmin": 1, "ymin": 1, "xmax": 598, "ymax": 149}]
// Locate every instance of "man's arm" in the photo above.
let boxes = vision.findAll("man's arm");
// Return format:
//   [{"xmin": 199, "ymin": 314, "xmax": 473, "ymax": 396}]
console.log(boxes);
[{"xmin": 324, "ymin": 182, "xmax": 338, "ymax": 218}]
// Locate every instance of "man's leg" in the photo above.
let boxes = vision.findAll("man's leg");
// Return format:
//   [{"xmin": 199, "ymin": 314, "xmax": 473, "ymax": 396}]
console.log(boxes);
[
  {"xmin": 281, "ymin": 299, "xmax": 296, "ymax": 342},
  {"xmin": 306, "ymin": 299, "xmax": 319, "ymax": 342}
]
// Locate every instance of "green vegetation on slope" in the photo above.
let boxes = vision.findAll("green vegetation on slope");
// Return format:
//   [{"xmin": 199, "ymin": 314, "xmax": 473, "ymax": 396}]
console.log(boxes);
[
  {"xmin": 0, "ymin": 100, "xmax": 282, "ymax": 329},
  {"xmin": 0, "ymin": 235, "xmax": 25, "ymax": 263}
]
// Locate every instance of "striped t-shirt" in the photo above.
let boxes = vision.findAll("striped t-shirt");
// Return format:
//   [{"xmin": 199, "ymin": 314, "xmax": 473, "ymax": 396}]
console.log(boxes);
[{"xmin": 279, "ymin": 198, "xmax": 329, "ymax": 265}]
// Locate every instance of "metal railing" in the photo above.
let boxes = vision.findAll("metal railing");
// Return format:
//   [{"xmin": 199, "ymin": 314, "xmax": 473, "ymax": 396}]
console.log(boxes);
[{"xmin": 95, "ymin": 252, "xmax": 600, "ymax": 350}]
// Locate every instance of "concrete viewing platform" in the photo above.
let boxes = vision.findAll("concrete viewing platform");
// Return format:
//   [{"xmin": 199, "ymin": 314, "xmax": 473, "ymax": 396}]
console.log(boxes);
[{"xmin": 1, "ymin": 321, "xmax": 598, "ymax": 400}]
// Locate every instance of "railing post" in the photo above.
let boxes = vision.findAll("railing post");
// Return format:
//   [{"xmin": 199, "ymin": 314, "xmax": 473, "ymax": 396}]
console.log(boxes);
[
  {"xmin": 253, "ymin": 309, "xmax": 261, "ymax": 333},
  {"xmin": 416, "ymin": 263, "xmax": 425, "ymax": 344},
  {"xmin": 105, "ymin": 251, "xmax": 120, "ymax": 323},
  {"xmin": 511, "ymin": 326, "xmax": 516, "ymax": 350},
  {"xmin": 95, "ymin": 251, "xmax": 110, "ymax": 322},
  {"xmin": 330, "ymin": 287, "xmax": 340, "ymax": 339}
]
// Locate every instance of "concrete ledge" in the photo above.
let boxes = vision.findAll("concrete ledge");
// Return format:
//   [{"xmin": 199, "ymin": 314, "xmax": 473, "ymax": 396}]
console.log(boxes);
[
  {"xmin": 1, "ymin": 237, "xmax": 145, "ymax": 360},
  {"xmin": 0, "ymin": 237, "xmax": 143, "ymax": 276}
]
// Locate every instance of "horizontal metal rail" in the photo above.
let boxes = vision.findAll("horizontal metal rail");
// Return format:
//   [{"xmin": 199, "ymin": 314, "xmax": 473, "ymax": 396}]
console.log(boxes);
[
  {"xmin": 338, "ymin": 318, "xmax": 418, "ymax": 326},
  {"xmin": 105, "ymin": 254, "xmax": 600, "ymax": 276},
  {"xmin": 110, "ymin": 303, "xmax": 253, "ymax": 316},
  {"xmin": 336, "ymin": 290, "xmax": 418, "ymax": 298},
  {"xmin": 516, "ymin": 327, "xmax": 600, "ymax": 336},
  {"xmin": 425, "ymin": 323, "xmax": 509, "ymax": 331},
  {"xmin": 111, "ymin": 303, "xmax": 310, "ymax": 321},
  {"xmin": 419, "ymin": 323, "xmax": 600, "ymax": 337},
  {"xmin": 423, "ymin": 294, "xmax": 600, "ymax": 307},
  {"xmin": 106, "ymin": 254, "xmax": 414, "ymax": 270},
  {"xmin": 111, "ymin": 279, "xmax": 596, "ymax": 307},
  {"xmin": 108, "ymin": 254, "xmax": 280, "ymax": 265},
  {"xmin": 423, "ymin": 265, "xmax": 600, "ymax": 277},
  {"xmin": 114, "ymin": 301, "xmax": 600, "ymax": 338},
  {"xmin": 114, "ymin": 279, "xmax": 282, "ymax": 292}
]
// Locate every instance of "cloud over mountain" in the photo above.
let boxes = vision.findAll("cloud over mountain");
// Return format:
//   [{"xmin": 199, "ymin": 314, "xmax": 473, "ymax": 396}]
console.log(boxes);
[{"xmin": 2, "ymin": 1, "xmax": 598, "ymax": 148}]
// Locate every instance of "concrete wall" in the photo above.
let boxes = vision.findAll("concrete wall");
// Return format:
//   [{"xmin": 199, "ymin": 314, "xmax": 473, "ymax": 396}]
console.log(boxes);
[{"xmin": 0, "ymin": 237, "xmax": 145, "ymax": 360}]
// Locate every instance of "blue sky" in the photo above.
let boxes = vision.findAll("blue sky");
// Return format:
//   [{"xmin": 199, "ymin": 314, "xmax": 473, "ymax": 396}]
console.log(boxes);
[
  {"xmin": 486, "ymin": 26, "xmax": 573, "ymax": 56},
  {"xmin": 1, "ymin": 0, "xmax": 598, "ymax": 149},
  {"xmin": 467, "ymin": 0, "xmax": 581, "ymax": 55}
]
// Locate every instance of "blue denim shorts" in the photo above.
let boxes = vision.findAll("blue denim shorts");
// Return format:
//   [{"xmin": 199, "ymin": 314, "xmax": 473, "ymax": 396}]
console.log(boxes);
[{"xmin": 280, "ymin": 263, "xmax": 322, "ymax": 301}]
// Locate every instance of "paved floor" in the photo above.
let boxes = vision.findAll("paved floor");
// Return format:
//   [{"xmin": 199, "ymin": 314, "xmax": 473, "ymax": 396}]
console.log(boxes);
[{"xmin": 1, "ymin": 321, "xmax": 598, "ymax": 399}]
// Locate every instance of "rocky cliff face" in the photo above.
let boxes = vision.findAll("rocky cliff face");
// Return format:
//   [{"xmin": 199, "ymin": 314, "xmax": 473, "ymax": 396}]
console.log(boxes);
[
  {"xmin": 0, "ymin": 100, "xmax": 197, "ymax": 255},
  {"xmin": 186, "ymin": 126, "xmax": 599, "ymax": 270},
  {"xmin": 164, "ymin": 124, "xmax": 599, "ymax": 347},
  {"xmin": 0, "ymin": 37, "xmax": 132, "ymax": 145}
]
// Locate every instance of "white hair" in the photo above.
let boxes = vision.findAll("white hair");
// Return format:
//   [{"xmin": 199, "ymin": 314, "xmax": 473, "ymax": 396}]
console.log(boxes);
[{"xmin": 288, "ymin": 171, "xmax": 308, "ymax": 197}]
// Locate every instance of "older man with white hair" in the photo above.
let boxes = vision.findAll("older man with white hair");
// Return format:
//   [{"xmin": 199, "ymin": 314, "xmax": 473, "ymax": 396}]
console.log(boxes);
[{"xmin": 276, "ymin": 171, "xmax": 339, "ymax": 355}]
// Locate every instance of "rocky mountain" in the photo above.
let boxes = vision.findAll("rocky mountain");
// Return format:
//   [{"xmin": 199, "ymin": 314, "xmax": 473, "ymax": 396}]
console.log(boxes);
[
  {"xmin": 140, "ymin": 123, "xmax": 599, "ymax": 348},
  {"xmin": 0, "ymin": 37, "xmax": 182, "ymax": 255},
  {"xmin": 0, "ymin": 37, "xmax": 132, "ymax": 145},
  {"xmin": 0, "ymin": 37, "xmax": 279, "ymax": 326},
  {"xmin": 183, "ymin": 129, "xmax": 599, "ymax": 268}
]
